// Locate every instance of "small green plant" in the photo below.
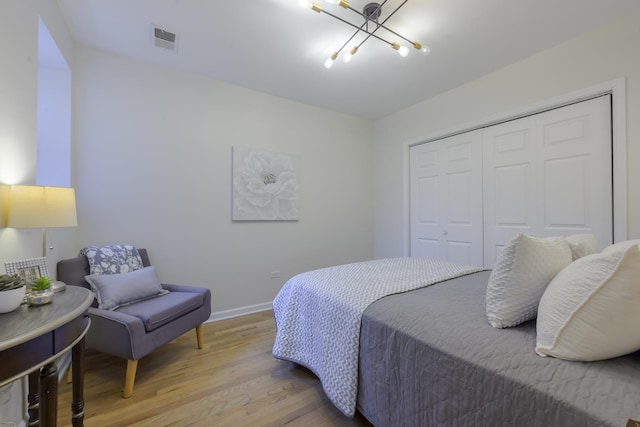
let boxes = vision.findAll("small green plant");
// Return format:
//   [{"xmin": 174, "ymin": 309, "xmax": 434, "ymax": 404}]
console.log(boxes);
[
  {"xmin": 0, "ymin": 274, "xmax": 26, "ymax": 292},
  {"xmin": 30, "ymin": 276, "xmax": 52, "ymax": 291}
]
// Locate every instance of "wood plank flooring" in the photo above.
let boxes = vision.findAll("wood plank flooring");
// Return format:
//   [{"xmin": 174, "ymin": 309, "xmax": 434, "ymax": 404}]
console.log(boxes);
[{"xmin": 56, "ymin": 311, "xmax": 373, "ymax": 426}]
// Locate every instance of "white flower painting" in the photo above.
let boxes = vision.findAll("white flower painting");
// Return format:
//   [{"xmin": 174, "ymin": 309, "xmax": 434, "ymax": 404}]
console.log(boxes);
[{"xmin": 232, "ymin": 146, "xmax": 300, "ymax": 221}]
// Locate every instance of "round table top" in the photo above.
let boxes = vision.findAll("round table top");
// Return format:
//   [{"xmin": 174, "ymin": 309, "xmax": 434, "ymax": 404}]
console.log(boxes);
[{"xmin": 0, "ymin": 286, "xmax": 94, "ymax": 352}]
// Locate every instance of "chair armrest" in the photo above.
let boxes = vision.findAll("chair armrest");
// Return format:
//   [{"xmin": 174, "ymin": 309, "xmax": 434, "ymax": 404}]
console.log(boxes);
[
  {"xmin": 161, "ymin": 284, "xmax": 212, "ymax": 317},
  {"xmin": 87, "ymin": 307, "xmax": 147, "ymax": 360},
  {"xmin": 89, "ymin": 307, "xmax": 146, "ymax": 330}
]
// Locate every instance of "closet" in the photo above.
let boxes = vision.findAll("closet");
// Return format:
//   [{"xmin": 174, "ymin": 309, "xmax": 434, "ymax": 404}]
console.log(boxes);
[{"xmin": 410, "ymin": 95, "xmax": 613, "ymax": 268}]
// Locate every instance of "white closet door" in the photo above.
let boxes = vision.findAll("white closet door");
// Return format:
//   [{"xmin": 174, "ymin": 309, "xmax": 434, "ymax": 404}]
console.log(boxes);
[
  {"xmin": 482, "ymin": 115, "xmax": 538, "ymax": 267},
  {"xmin": 536, "ymin": 96, "xmax": 612, "ymax": 245},
  {"xmin": 483, "ymin": 96, "xmax": 612, "ymax": 267},
  {"xmin": 410, "ymin": 130, "xmax": 484, "ymax": 267}
]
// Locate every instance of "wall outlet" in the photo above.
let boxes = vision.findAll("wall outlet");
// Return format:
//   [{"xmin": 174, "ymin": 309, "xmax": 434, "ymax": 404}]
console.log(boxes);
[{"xmin": 270, "ymin": 271, "xmax": 281, "ymax": 279}]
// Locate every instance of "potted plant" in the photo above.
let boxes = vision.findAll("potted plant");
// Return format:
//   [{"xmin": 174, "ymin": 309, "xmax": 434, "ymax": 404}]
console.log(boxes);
[
  {"xmin": 0, "ymin": 274, "xmax": 26, "ymax": 313},
  {"xmin": 27, "ymin": 276, "xmax": 54, "ymax": 306}
]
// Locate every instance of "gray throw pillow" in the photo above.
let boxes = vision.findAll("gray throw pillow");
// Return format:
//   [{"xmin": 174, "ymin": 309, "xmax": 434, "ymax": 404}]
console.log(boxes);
[{"xmin": 85, "ymin": 266, "xmax": 168, "ymax": 310}]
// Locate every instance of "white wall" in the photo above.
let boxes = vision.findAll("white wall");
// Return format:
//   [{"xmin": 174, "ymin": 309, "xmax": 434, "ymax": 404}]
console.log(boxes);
[
  {"xmin": 73, "ymin": 47, "xmax": 374, "ymax": 316},
  {"xmin": 373, "ymin": 13, "xmax": 640, "ymax": 258},
  {"xmin": 0, "ymin": 2, "xmax": 76, "ymax": 424},
  {"xmin": 37, "ymin": 66, "xmax": 71, "ymax": 187},
  {"xmin": 37, "ymin": 14, "xmax": 72, "ymax": 189},
  {"xmin": 0, "ymin": 0, "xmax": 76, "ymax": 274}
]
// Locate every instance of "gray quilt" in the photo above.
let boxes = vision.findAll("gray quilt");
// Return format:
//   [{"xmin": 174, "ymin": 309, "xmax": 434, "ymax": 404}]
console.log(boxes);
[{"xmin": 357, "ymin": 271, "xmax": 640, "ymax": 426}]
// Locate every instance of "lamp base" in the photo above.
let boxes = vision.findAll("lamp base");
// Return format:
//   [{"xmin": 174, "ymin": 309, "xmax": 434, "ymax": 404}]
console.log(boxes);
[{"xmin": 52, "ymin": 281, "xmax": 66, "ymax": 293}]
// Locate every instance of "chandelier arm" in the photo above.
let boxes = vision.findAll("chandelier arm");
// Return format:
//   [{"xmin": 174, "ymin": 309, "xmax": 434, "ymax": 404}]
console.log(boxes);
[
  {"xmin": 357, "ymin": 21, "xmax": 382, "ymax": 49},
  {"xmin": 374, "ymin": 23, "xmax": 414, "ymax": 46},
  {"xmin": 356, "ymin": 33, "xmax": 372, "ymax": 49},
  {"xmin": 319, "ymin": 8, "xmax": 393, "ymax": 46},
  {"xmin": 339, "ymin": 23, "xmax": 368, "ymax": 54}
]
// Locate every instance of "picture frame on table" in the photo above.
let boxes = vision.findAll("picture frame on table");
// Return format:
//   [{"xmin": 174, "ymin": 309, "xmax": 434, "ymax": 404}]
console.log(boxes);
[{"xmin": 4, "ymin": 257, "xmax": 50, "ymax": 282}]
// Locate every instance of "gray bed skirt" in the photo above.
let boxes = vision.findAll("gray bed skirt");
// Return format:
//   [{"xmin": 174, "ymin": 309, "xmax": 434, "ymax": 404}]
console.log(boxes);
[{"xmin": 357, "ymin": 270, "xmax": 640, "ymax": 427}]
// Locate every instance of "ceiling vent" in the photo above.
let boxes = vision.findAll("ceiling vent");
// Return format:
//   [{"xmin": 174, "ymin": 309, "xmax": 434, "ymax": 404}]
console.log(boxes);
[{"xmin": 152, "ymin": 25, "xmax": 178, "ymax": 52}]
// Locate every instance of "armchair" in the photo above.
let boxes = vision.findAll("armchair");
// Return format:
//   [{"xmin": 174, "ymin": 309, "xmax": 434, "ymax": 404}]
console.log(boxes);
[{"xmin": 57, "ymin": 248, "xmax": 211, "ymax": 398}]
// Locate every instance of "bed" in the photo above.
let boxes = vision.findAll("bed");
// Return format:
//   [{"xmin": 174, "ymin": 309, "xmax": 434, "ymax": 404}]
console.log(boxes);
[
  {"xmin": 273, "ymin": 245, "xmax": 640, "ymax": 426},
  {"xmin": 357, "ymin": 270, "xmax": 640, "ymax": 426}
]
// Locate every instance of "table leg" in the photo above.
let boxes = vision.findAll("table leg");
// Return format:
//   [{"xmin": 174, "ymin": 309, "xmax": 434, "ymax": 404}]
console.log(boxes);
[
  {"xmin": 28, "ymin": 371, "xmax": 39, "ymax": 426},
  {"xmin": 71, "ymin": 337, "xmax": 85, "ymax": 427},
  {"xmin": 40, "ymin": 362, "xmax": 58, "ymax": 426}
]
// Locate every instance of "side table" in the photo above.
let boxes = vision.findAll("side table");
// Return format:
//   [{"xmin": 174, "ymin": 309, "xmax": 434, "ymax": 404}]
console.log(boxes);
[{"xmin": 0, "ymin": 286, "xmax": 93, "ymax": 427}]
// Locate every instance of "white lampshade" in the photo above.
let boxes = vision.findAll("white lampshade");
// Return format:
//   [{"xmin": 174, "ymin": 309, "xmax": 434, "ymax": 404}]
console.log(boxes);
[{"xmin": 7, "ymin": 185, "xmax": 77, "ymax": 228}]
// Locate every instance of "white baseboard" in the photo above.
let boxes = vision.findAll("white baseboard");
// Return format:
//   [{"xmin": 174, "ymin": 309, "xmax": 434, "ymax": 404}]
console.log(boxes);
[{"xmin": 206, "ymin": 301, "xmax": 272, "ymax": 322}]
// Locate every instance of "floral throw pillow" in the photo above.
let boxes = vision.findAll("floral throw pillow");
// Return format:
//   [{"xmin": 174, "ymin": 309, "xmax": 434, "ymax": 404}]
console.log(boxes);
[{"xmin": 79, "ymin": 244, "xmax": 144, "ymax": 276}]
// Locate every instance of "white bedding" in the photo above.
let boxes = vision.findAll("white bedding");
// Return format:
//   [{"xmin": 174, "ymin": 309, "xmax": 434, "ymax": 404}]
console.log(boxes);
[{"xmin": 272, "ymin": 257, "xmax": 482, "ymax": 416}]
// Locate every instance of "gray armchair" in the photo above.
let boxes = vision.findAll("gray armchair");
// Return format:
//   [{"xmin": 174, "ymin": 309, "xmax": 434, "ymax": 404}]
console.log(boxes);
[{"xmin": 57, "ymin": 249, "xmax": 211, "ymax": 398}]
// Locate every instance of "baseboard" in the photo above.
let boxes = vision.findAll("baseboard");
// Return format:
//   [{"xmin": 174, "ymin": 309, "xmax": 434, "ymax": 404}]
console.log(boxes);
[{"xmin": 207, "ymin": 301, "xmax": 273, "ymax": 322}]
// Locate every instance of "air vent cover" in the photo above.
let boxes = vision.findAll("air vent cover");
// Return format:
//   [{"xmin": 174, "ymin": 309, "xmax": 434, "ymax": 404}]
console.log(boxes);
[{"xmin": 152, "ymin": 26, "xmax": 178, "ymax": 52}]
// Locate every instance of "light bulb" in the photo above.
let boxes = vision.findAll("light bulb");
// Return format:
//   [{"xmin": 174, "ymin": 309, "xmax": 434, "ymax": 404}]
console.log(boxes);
[
  {"xmin": 343, "ymin": 46, "xmax": 358, "ymax": 63},
  {"xmin": 391, "ymin": 42, "xmax": 409, "ymax": 57},
  {"xmin": 298, "ymin": 0, "xmax": 310, "ymax": 7},
  {"xmin": 325, "ymin": 0, "xmax": 340, "ymax": 3},
  {"xmin": 324, "ymin": 57, "xmax": 335, "ymax": 69},
  {"xmin": 324, "ymin": 52, "xmax": 338, "ymax": 69}
]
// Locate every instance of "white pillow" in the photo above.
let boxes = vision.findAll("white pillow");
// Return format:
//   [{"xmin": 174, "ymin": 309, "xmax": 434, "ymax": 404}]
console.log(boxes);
[
  {"xmin": 565, "ymin": 233, "xmax": 597, "ymax": 260},
  {"xmin": 602, "ymin": 239, "xmax": 640, "ymax": 254},
  {"xmin": 486, "ymin": 233, "xmax": 572, "ymax": 328},
  {"xmin": 85, "ymin": 266, "xmax": 169, "ymax": 310},
  {"xmin": 536, "ymin": 245, "xmax": 640, "ymax": 361}
]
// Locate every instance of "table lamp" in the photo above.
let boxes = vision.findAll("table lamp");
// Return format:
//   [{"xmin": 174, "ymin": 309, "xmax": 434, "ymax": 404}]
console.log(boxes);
[{"xmin": 6, "ymin": 185, "xmax": 78, "ymax": 257}]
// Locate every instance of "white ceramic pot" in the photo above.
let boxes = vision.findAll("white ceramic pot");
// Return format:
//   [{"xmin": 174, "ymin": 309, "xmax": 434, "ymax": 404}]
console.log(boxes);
[{"xmin": 0, "ymin": 286, "xmax": 26, "ymax": 313}]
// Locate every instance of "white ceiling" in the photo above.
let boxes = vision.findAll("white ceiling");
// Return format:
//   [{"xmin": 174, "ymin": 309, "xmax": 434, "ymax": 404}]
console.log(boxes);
[{"xmin": 56, "ymin": 0, "xmax": 640, "ymax": 120}]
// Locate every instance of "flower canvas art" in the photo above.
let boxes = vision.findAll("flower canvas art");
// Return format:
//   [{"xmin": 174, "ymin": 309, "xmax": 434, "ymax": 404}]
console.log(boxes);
[{"xmin": 232, "ymin": 146, "xmax": 300, "ymax": 221}]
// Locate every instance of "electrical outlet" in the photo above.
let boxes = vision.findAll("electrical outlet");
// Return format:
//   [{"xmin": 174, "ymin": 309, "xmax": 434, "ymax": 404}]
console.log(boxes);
[{"xmin": 270, "ymin": 271, "xmax": 281, "ymax": 279}]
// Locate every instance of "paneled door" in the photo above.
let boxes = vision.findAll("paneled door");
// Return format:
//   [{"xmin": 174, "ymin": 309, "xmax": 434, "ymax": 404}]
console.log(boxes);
[
  {"xmin": 483, "ymin": 95, "xmax": 612, "ymax": 267},
  {"xmin": 410, "ymin": 130, "xmax": 484, "ymax": 267},
  {"xmin": 482, "ymin": 115, "xmax": 538, "ymax": 266}
]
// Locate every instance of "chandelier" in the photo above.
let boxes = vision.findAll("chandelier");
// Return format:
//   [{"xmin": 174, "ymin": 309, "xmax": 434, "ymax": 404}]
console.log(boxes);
[{"xmin": 299, "ymin": 0, "xmax": 430, "ymax": 69}]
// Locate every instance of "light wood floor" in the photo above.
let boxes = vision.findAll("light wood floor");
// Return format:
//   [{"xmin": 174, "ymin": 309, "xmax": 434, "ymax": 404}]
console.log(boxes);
[{"xmin": 56, "ymin": 310, "xmax": 373, "ymax": 426}]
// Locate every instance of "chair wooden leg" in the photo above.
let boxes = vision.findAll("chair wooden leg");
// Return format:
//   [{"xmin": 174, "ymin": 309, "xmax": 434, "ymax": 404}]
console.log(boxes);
[
  {"xmin": 123, "ymin": 360, "xmax": 138, "ymax": 399},
  {"xmin": 195, "ymin": 324, "xmax": 204, "ymax": 349}
]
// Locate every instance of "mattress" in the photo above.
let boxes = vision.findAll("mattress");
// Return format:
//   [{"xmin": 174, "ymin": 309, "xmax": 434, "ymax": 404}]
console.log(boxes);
[{"xmin": 357, "ymin": 270, "xmax": 640, "ymax": 427}]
